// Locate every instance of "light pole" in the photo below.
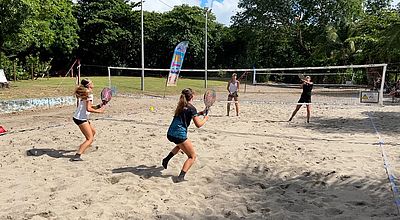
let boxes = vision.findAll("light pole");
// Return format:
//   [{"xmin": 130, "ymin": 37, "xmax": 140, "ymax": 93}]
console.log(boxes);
[
  {"xmin": 141, "ymin": 0, "xmax": 144, "ymax": 91},
  {"xmin": 204, "ymin": 0, "xmax": 214, "ymax": 89},
  {"xmin": 204, "ymin": 7, "xmax": 208, "ymax": 88}
]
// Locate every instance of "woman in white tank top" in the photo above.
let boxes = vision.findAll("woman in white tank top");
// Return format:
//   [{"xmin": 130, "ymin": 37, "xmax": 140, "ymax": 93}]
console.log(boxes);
[
  {"xmin": 70, "ymin": 79, "xmax": 105, "ymax": 161},
  {"xmin": 227, "ymin": 73, "xmax": 240, "ymax": 116}
]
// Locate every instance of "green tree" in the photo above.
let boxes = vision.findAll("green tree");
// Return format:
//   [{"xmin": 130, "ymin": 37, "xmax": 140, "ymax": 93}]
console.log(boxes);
[
  {"xmin": 0, "ymin": 0, "xmax": 78, "ymax": 79},
  {"xmin": 232, "ymin": 0, "xmax": 364, "ymax": 67},
  {"xmin": 75, "ymin": 0, "xmax": 140, "ymax": 69}
]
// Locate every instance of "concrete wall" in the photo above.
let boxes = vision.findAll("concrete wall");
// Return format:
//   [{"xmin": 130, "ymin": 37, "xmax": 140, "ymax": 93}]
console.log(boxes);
[{"xmin": 0, "ymin": 96, "xmax": 75, "ymax": 114}]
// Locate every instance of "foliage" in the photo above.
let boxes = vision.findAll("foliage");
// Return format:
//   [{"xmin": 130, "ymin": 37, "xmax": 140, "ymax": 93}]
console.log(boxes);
[
  {"xmin": 75, "ymin": 0, "xmax": 139, "ymax": 68},
  {"xmin": 0, "ymin": 0, "xmax": 78, "ymax": 80},
  {"xmin": 2, "ymin": 0, "xmax": 400, "ymax": 86}
]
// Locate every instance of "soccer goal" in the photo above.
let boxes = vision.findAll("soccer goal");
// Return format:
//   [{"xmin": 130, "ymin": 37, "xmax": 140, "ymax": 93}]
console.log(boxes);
[{"xmin": 252, "ymin": 64, "xmax": 388, "ymax": 106}]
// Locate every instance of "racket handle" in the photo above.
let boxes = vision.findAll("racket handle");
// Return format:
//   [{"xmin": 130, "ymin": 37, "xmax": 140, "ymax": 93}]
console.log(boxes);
[{"xmin": 204, "ymin": 108, "xmax": 209, "ymax": 116}]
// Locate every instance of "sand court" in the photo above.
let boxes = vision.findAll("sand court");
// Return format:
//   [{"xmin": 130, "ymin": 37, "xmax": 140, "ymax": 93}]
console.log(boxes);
[{"xmin": 0, "ymin": 92, "xmax": 399, "ymax": 219}]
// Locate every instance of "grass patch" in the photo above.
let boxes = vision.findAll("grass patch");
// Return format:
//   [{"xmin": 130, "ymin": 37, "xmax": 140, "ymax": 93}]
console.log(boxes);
[{"xmin": 0, "ymin": 76, "xmax": 227, "ymax": 100}]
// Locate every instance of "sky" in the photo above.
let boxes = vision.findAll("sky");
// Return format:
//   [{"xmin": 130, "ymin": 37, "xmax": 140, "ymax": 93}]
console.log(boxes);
[
  {"xmin": 72, "ymin": 0, "xmax": 400, "ymax": 27},
  {"xmin": 145, "ymin": 0, "xmax": 400, "ymax": 26},
  {"xmin": 144, "ymin": 0, "xmax": 239, "ymax": 26}
]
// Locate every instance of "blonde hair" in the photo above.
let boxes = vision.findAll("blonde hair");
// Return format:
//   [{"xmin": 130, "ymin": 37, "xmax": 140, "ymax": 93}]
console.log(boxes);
[
  {"xmin": 174, "ymin": 88, "xmax": 194, "ymax": 116},
  {"xmin": 74, "ymin": 79, "xmax": 92, "ymax": 100}
]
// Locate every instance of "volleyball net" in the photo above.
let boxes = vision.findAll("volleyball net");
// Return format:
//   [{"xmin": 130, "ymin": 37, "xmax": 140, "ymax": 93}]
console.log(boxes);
[{"xmin": 106, "ymin": 64, "xmax": 388, "ymax": 106}]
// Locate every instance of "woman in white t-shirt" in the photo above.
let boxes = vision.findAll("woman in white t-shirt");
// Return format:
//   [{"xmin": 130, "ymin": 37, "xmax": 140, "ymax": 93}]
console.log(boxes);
[
  {"xmin": 227, "ymin": 73, "xmax": 240, "ymax": 116},
  {"xmin": 70, "ymin": 79, "xmax": 105, "ymax": 161}
]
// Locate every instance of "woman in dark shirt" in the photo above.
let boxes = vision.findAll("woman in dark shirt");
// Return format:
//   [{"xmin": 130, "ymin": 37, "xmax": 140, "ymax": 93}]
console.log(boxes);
[
  {"xmin": 289, "ymin": 76, "xmax": 313, "ymax": 123},
  {"xmin": 162, "ymin": 88, "xmax": 209, "ymax": 182}
]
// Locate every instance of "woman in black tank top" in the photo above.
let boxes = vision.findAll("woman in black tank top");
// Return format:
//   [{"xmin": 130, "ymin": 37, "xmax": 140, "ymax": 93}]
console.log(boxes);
[{"xmin": 289, "ymin": 76, "xmax": 313, "ymax": 123}]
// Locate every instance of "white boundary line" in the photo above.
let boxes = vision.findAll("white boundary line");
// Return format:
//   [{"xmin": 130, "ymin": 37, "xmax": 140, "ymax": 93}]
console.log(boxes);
[{"xmin": 368, "ymin": 112, "xmax": 400, "ymax": 214}]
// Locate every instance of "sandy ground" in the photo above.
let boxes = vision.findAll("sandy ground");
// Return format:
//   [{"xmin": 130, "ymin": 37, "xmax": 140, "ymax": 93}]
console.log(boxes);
[{"xmin": 0, "ymin": 88, "xmax": 400, "ymax": 219}]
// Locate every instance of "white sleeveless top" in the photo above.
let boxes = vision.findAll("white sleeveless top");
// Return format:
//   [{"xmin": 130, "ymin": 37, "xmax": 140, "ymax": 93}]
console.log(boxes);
[
  {"xmin": 73, "ymin": 94, "xmax": 93, "ymax": 120},
  {"xmin": 229, "ymin": 81, "xmax": 238, "ymax": 93}
]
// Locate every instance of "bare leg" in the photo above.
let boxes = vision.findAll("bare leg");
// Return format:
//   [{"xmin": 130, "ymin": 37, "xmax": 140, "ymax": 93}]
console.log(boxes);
[
  {"xmin": 77, "ymin": 122, "xmax": 94, "ymax": 154},
  {"xmin": 70, "ymin": 122, "xmax": 94, "ymax": 161},
  {"xmin": 289, "ymin": 105, "xmax": 302, "ymax": 121},
  {"xmin": 306, "ymin": 104, "xmax": 311, "ymax": 123},
  {"xmin": 178, "ymin": 139, "xmax": 196, "ymax": 173},
  {"xmin": 234, "ymin": 97, "xmax": 239, "ymax": 116},
  {"xmin": 227, "ymin": 96, "xmax": 233, "ymax": 116},
  {"xmin": 173, "ymin": 139, "xmax": 196, "ymax": 182}
]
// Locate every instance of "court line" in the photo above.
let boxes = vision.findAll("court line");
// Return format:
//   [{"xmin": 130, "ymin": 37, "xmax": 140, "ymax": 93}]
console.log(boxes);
[{"xmin": 368, "ymin": 112, "xmax": 400, "ymax": 214}]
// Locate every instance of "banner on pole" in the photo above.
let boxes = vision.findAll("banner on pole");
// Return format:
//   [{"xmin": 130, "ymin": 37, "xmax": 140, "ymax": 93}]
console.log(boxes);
[{"xmin": 167, "ymin": 41, "xmax": 189, "ymax": 86}]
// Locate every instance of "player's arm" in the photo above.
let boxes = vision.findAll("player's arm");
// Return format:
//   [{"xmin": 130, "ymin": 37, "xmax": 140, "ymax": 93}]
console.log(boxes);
[
  {"xmin": 237, "ymin": 80, "xmax": 240, "ymax": 91},
  {"xmin": 193, "ymin": 115, "xmax": 208, "ymax": 128},
  {"xmin": 86, "ymin": 100, "xmax": 104, "ymax": 113},
  {"xmin": 227, "ymin": 81, "xmax": 230, "ymax": 92}
]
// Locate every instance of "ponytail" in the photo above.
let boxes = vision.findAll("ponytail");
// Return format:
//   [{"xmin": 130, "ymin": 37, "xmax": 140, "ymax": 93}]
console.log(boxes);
[
  {"xmin": 74, "ymin": 85, "xmax": 89, "ymax": 100},
  {"xmin": 74, "ymin": 78, "xmax": 92, "ymax": 100},
  {"xmin": 174, "ymin": 88, "xmax": 194, "ymax": 116}
]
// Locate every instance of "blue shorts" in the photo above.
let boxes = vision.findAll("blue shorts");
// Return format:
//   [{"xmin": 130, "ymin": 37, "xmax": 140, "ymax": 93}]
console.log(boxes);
[{"xmin": 167, "ymin": 135, "xmax": 187, "ymax": 145}]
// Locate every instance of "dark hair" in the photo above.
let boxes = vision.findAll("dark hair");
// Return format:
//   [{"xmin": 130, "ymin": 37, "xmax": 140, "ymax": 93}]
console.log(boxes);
[
  {"xmin": 81, "ymin": 79, "xmax": 91, "ymax": 88},
  {"xmin": 174, "ymin": 88, "xmax": 194, "ymax": 116}
]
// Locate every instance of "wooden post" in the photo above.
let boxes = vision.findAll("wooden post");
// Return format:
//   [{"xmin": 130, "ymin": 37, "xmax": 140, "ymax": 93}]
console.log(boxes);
[
  {"xmin": 31, "ymin": 63, "xmax": 34, "ymax": 80},
  {"xmin": 244, "ymin": 72, "xmax": 247, "ymax": 93},
  {"xmin": 13, "ymin": 60, "xmax": 16, "ymax": 81}
]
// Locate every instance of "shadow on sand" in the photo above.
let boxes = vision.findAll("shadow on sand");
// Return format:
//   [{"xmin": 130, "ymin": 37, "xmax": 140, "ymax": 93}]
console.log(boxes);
[
  {"xmin": 26, "ymin": 148, "xmax": 75, "ymax": 159},
  {"xmin": 112, "ymin": 165, "xmax": 172, "ymax": 179}
]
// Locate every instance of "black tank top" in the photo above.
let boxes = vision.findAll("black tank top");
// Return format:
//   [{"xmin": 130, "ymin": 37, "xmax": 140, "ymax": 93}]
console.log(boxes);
[{"xmin": 302, "ymin": 83, "xmax": 313, "ymax": 96}]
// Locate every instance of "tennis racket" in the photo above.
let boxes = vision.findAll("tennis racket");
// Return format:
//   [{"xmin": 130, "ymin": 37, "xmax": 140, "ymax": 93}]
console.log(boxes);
[
  {"xmin": 101, "ymin": 87, "xmax": 112, "ymax": 105},
  {"xmin": 298, "ymin": 74, "xmax": 305, "ymax": 80},
  {"xmin": 203, "ymin": 89, "xmax": 216, "ymax": 115},
  {"xmin": 94, "ymin": 87, "xmax": 112, "ymax": 109}
]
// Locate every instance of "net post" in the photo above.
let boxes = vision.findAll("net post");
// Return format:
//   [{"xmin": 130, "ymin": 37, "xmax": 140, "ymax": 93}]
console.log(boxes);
[
  {"xmin": 379, "ymin": 64, "xmax": 387, "ymax": 106},
  {"xmin": 108, "ymin": 67, "xmax": 111, "ymax": 89},
  {"xmin": 252, "ymin": 67, "xmax": 256, "ymax": 85}
]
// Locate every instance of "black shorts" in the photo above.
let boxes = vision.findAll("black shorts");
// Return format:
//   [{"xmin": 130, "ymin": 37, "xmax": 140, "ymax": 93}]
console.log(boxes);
[
  {"xmin": 228, "ymin": 92, "xmax": 238, "ymax": 98},
  {"xmin": 73, "ymin": 117, "xmax": 88, "ymax": 125},
  {"xmin": 167, "ymin": 135, "xmax": 187, "ymax": 145},
  {"xmin": 298, "ymin": 95, "xmax": 311, "ymax": 104}
]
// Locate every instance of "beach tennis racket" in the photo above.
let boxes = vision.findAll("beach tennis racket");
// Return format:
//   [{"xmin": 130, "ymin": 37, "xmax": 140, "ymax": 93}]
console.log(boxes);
[
  {"xmin": 203, "ymin": 89, "xmax": 216, "ymax": 115},
  {"xmin": 101, "ymin": 87, "xmax": 112, "ymax": 105},
  {"xmin": 94, "ymin": 87, "xmax": 112, "ymax": 109}
]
